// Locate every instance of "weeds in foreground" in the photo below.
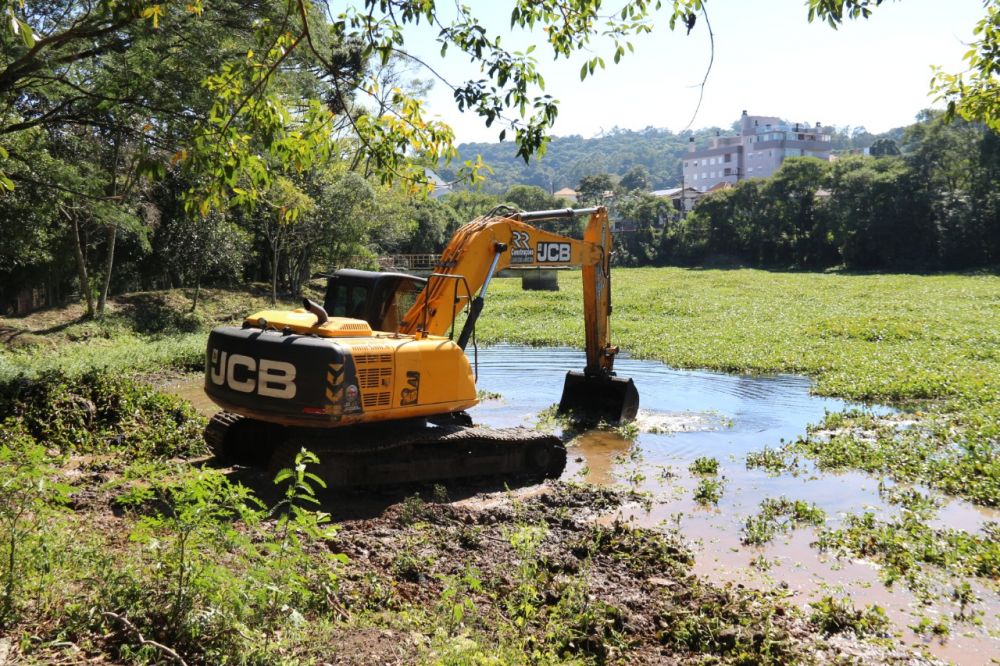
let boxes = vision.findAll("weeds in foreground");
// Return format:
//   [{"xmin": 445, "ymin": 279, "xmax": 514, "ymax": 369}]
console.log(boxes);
[
  {"xmin": 0, "ymin": 434, "xmax": 69, "ymax": 626},
  {"xmin": 808, "ymin": 596, "xmax": 891, "ymax": 637}
]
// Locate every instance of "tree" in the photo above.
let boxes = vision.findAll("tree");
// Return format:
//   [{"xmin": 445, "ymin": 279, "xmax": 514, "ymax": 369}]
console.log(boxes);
[
  {"xmin": 503, "ymin": 185, "xmax": 565, "ymax": 212},
  {"xmin": 869, "ymin": 138, "xmax": 901, "ymax": 157},
  {"xmin": 931, "ymin": 0, "xmax": 1000, "ymax": 132},
  {"xmin": 759, "ymin": 157, "xmax": 834, "ymax": 266},
  {"xmin": 577, "ymin": 173, "xmax": 619, "ymax": 206},
  {"xmin": 441, "ymin": 191, "xmax": 502, "ymax": 223},
  {"xmin": 620, "ymin": 165, "xmax": 652, "ymax": 192},
  {"xmin": 826, "ymin": 155, "xmax": 934, "ymax": 269}
]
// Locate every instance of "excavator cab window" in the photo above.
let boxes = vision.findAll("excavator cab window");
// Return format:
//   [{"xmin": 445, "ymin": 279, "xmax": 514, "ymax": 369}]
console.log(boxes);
[
  {"xmin": 377, "ymin": 278, "xmax": 423, "ymax": 332},
  {"xmin": 327, "ymin": 285, "xmax": 369, "ymax": 318},
  {"xmin": 323, "ymin": 270, "xmax": 426, "ymax": 333}
]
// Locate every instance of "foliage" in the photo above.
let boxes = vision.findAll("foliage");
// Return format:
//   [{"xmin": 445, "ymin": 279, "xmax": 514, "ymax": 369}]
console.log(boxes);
[
  {"xmin": 0, "ymin": 369, "xmax": 206, "ymax": 460},
  {"xmin": 0, "ymin": 433, "xmax": 69, "ymax": 625},
  {"xmin": 693, "ymin": 477, "xmax": 725, "ymax": 506},
  {"xmin": 741, "ymin": 497, "xmax": 826, "ymax": 546},
  {"xmin": 931, "ymin": 0, "xmax": 1000, "ymax": 132},
  {"xmin": 573, "ymin": 521, "xmax": 691, "ymax": 575},
  {"xmin": 656, "ymin": 582, "xmax": 800, "ymax": 663},
  {"xmin": 123, "ymin": 468, "xmax": 263, "ymax": 635},
  {"xmin": 808, "ymin": 596, "xmax": 890, "ymax": 637},
  {"xmin": 689, "ymin": 456, "xmax": 719, "ymax": 475},
  {"xmin": 745, "ymin": 447, "xmax": 799, "ymax": 475},
  {"xmin": 816, "ymin": 511, "xmax": 1000, "ymax": 595}
]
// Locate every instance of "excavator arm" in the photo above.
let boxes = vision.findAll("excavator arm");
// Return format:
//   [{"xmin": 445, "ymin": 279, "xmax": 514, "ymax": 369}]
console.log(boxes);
[{"xmin": 400, "ymin": 206, "xmax": 639, "ymax": 422}]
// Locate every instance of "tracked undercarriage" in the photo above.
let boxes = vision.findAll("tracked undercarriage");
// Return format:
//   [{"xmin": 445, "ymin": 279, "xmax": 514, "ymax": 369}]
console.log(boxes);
[{"xmin": 205, "ymin": 411, "xmax": 566, "ymax": 488}]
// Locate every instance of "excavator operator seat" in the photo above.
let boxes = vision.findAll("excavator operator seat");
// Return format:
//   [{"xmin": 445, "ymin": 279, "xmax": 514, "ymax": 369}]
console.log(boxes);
[{"xmin": 323, "ymin": 269, "xmax": 427, "ymax": 334}]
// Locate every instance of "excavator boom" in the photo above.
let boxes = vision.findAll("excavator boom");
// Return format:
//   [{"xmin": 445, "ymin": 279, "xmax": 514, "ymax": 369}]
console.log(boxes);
[{"xmin": 401, "ymin": 206, "xmax": 638, "ymax": 423}]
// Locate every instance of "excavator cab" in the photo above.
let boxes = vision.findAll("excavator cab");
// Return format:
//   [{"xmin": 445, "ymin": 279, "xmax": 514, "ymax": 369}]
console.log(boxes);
[{"xmin": 323, "ymin": 269, "xmax": 426, "ymax": 333}]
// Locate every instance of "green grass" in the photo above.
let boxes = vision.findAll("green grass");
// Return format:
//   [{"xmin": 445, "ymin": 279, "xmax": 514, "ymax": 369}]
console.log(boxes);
[
  {"xmin": 476, "ymin": 269, "xmax": 1000, "ymax": 506},
  {"xmin": 0, "ymin": 287, "xmax": 301, "ymax": 381}
]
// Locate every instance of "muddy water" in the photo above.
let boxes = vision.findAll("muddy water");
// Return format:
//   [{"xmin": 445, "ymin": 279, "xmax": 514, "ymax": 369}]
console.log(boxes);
[
  {"xmin": 164, "ymin": 344, "xmax": 1000, "ymax": 664},
  {"xmin": 470, "ymin": 345, "xmax": 1000, "ymax": 666}
]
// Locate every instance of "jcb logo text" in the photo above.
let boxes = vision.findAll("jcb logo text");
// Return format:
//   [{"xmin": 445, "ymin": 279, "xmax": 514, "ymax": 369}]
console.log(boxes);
[
  {"xmin": 209, "ymin": 349, "xmax": 297, "ymax": 399},
  {"xmin": 536, "ymin": 242, "xmax": 571, "ymax": 263}
]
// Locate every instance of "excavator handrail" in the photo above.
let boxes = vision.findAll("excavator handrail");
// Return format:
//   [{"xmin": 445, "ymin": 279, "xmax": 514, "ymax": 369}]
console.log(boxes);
[{"xmin": 508, "ymin": 207, "xmax": 601, "ymax": 222}]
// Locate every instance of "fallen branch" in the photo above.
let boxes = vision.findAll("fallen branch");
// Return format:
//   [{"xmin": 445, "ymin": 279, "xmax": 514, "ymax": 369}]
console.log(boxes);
[{"xmin": 101, "ymin": 612, "xmax": 188, "ymax": 666}]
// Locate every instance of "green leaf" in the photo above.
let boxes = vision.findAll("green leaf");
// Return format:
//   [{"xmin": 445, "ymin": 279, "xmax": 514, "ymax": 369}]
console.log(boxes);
[{"xmin": 18, "ymin": 19, "xmax": 34, "ymax": 48}]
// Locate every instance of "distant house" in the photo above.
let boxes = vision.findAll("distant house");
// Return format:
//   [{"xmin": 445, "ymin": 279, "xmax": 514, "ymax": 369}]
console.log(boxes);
[
  {"xmin": 705, "ymin": 181, "xmax": 733, "ymax": 194},
  {"xmin": 651, "ymin": 186, "xmax": 702, "ymax": 213},
  {"xmin": 682, "ymin": 110, "xmax": 833, "ymax": 192},
  {"xmin": 554, "ymin": 187, "xmax": 578, "ymax": 203}
]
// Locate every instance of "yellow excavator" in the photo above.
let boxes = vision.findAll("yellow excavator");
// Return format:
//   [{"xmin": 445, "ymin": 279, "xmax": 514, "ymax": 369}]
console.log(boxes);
[{"xmin": 202, "ymin": 206, "xmax": 639, "ymax": 486}]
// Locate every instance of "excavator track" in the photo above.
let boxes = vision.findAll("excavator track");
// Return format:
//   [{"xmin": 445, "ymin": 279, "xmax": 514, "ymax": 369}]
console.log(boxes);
[{"xmin": 206, "ymin": 411, "xmax": 566, "ymax": 488}]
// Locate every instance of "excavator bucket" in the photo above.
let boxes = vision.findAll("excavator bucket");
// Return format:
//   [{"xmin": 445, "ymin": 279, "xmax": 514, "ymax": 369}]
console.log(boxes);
[{"xmin": 557, "ymin": 371, "xmax": 640, "ymax": 424}]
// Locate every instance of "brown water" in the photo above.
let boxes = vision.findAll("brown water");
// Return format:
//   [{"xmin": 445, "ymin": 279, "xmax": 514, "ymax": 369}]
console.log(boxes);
[{"xmin": 165, "ymin": 344, "xmax": 1000, "ymax": 664}]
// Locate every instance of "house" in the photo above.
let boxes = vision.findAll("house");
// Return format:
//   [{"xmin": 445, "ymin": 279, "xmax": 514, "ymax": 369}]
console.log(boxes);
[
  {"xmin": 553, "ymin": 187, "xmax": 578, "ymax": 203},
  {"xmin": 682, "ymin": 111, "xmax": 833, "ymax": 192},
  {"xmin": 650, "ymin": 186, "xmax": 703, "ymax": 213}
]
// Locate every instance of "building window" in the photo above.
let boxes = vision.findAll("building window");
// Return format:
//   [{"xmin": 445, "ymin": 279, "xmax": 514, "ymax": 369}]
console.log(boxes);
[
  {"xmin": 684, "ymin": 161, "xmax": 688, "ymax": 168},
  {"xmin": 724, "ymin": 168, "xmax": 732, "ymax": 176},
  {"xmin": 724, "ymin": 153, "xmax": 731, "ymax": 163},
  {"xmin": 702, "ymin": 172, "xmax": 707, "ymax": 179}
]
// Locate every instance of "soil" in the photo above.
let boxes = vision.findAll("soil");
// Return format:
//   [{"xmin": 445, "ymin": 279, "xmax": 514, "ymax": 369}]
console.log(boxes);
[{"xmin": 302, "ymin": 481, "xmax": 939, "ymax": 665}]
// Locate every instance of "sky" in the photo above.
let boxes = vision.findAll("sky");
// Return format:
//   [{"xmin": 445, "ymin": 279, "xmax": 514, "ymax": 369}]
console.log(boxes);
[{"xmin": 389, "ymin": 0, "xmax": 985, "ymax": 143}]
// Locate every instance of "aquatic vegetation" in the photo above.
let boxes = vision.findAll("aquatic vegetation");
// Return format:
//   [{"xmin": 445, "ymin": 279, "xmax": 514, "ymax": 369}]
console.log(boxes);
[
  {"xmin": 790, "ymin": 411, "xmax": 1000, "ymax": 507},
  {"xmin": 689, "ymin": 456, "xmax": 720, "ymax": 475},
  {"xmin": 0, "ymin": 370, "xmax": 206, "ymax": 461},
  {"xmin": 741, "ymin": 497, "xmax": 826, "ymax": 546},
  {"xmin": 815, "ymin": 512, "xmax": 1000, "ymax": 596},
  {"xmin": 808, "ymin": 596, "xmax": 891, "ymax": 637},
  {"xmin": 745, "ymin": 447, "xmax": 799, "ymax": 475},
  {"xmin": 693, "ymin": 477, "xmax": 725, "ymax": 506}
]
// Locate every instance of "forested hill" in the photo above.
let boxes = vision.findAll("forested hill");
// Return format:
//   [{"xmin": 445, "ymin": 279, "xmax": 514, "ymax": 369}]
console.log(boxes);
[{"xmin": 439, "ymin": 123, "xmax": 897, "ymax": 194}]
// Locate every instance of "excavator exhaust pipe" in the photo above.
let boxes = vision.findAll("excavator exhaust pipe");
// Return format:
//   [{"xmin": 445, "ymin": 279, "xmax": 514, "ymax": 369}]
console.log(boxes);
[{"xmin": 557, "ymin": 372, "xmax": 639, "ymax": 425}]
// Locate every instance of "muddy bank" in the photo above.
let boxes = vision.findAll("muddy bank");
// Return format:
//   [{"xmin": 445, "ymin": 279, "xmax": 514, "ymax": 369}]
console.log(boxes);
[{"xmin": 313, "ymin": 482, "xmax": 936, "ymax": 665}]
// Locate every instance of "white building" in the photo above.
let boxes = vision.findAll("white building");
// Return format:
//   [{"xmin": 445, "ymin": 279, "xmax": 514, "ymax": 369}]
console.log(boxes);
[{"xmin": 682, "ymin": 111, "xmax": 833, "ymax": 192}]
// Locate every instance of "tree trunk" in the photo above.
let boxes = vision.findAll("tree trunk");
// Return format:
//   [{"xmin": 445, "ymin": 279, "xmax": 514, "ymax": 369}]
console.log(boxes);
[
  {"xmin": 271, "ymin": 250, "xmax": 279, "ymax": 305},
  {"xmin": 97, "ymin": 223, "xmax": 117, "ymax": 316},
  {"xmin": 67, "ymin": 210, "xmax": 95, "ymax": 318}
]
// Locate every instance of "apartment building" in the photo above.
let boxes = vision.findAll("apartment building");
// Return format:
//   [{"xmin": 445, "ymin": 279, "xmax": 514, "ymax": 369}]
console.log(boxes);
[{"xmin": 682, "ymin": 111, "xmax": 833, "ymax": 192}]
